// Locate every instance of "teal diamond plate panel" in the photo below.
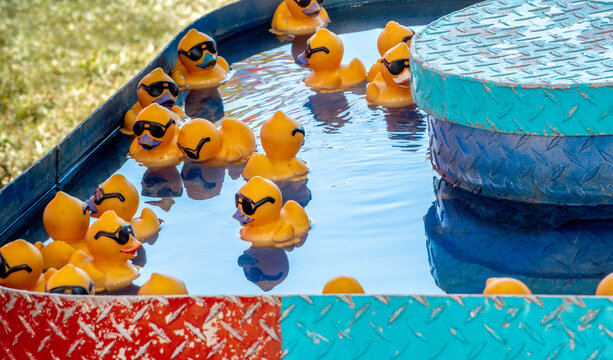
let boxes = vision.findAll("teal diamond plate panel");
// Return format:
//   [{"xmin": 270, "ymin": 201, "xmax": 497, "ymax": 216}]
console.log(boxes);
[
  {"xmin": 410, "ymin": 0, "xmax": 613, "ymax": 136},
  {"xmin": 282, "ymin": 295, "xmax": 613, "ymax": 359}
]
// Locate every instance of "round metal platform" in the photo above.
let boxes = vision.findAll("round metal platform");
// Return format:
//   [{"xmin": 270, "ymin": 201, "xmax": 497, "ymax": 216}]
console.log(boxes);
[{"xmin": 411, "ymin": 0, "xmax": 613, "ymax": 136}]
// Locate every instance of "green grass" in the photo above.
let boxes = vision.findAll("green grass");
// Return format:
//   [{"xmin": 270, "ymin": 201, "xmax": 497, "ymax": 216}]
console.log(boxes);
[{"xmin": 0, "ymin": 0, "xmax": 232, "ymax": 187}]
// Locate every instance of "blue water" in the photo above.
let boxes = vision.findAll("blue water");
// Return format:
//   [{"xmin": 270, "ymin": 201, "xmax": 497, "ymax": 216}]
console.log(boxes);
[{"xmin": 101, "ymin": 28, "xmax": 445, "ymax": 295}]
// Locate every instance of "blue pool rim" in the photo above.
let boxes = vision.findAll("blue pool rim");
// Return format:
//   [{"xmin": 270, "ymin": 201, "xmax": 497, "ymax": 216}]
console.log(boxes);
[
  {"xmin": 428, "ymin": 115, "xmax": 613, "ymax": 206},
  {"xmin": 410, "ymin": 0, "xmax": 613, "ymax": 136},
  {"xmin": 0, "ymin": 1, "xmax": 613, "ymax": 358}
]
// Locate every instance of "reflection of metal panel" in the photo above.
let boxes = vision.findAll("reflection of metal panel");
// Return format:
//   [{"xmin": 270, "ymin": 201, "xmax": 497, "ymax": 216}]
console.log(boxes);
[
  {"xmin": 282, "ymin": 295, "xmax": 613, "ymax": 359},
  {"xmin": 429, "ymin": 115, "xmax": 613, "ymax": 205},
  {"xmin": 411, "ymin": 0, "xmax": 613, "ymax": 136},
  {"xmin": 0, "ymin": 288, "xmax": 281, "ymax": 359}
]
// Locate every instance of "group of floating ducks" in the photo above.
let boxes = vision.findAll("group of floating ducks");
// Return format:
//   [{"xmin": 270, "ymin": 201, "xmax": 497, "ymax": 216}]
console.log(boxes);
[{"xmin": 3, "ymin": 0, "xmax": 613, "ymax": 297}]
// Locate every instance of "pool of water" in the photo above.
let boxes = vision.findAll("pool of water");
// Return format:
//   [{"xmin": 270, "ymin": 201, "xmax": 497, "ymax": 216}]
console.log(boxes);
[{"xmin": 20, "ymin": 23, "xmax": 612, "ymax": 296}]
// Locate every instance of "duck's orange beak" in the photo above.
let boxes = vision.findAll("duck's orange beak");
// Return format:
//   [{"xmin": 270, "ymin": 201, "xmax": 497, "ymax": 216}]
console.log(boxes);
[{"xmin": 120, "ymin": 237, "xmax": 142, "ymax": 256}]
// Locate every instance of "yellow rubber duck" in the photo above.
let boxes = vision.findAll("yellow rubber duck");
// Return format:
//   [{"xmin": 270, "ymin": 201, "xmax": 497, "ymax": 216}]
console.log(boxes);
[
  {"xmin": 366, "ymin": 43, "xmax": 414, "ymax": 108},
  {"xmin": 242, "ymin": 111, "xmax": 308, "ymax": 182},
  {"xmin": 39, "ymin": 240, "xmax": 75, "ymax": 271},
  {"xmin": 171, "ymin": 29, "xmax": 230, "ymax": 90},
  {"xmin": 43, "ymin": 191, "xmax": 91, "ymax": 252},
  {"xmin": 0, "ymin": 239, "xmax": 45, "ymax": 292},
  {"xmin": 68, "ymin": 250, "xmax": 107, "ymax": 293},
  {"xmin": 85, "ymin": 211, "xmax": 142, "ymax": 291},
  {"xmin": 123, "ymin": 67, "xmax": 186, "ymax": 134},
  {"xmin": 178, "ymin": 117, "xmax": 256, "ymax": 167},
  {"xmin": 367, "ymin": 21, "xmax": 415, "ymax": 82},
  {"xmin": 233, "ymin": 176, "xmax": 310, "ymax": 248},
  {"xmin": 45, "ymin": 264, "xmax": 94, "ymax": 295},
  {"xmin": 129, "ymin": 103, "xmax": 184, "ymax": 168},
  {"xmin": 482, "ymin": 277, "xmax": 532, "ymax": 295},
  {"xmin": 270, "ymin": 0, "xmax": 330, "ymax": 37},
  {"xmin": 596, "ymin": 273, "xmax": 613, "ymax": 296},
  {"xmin": 137, "ymin": 273, "xmax": 188, "ymax": 295},
  {"xmin": 87, "ymin": 174, "xmax": 161, "ymax": 241},
  {"xmin": 323, "ymin": 276, "xmax": 365, "ymax": 294},
  {"xmin": 295, "ymin": 28, "xmax": 366, "ymax": 93}
]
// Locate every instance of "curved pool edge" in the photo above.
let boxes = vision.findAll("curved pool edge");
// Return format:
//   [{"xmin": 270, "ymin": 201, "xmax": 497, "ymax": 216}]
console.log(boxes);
[{"xmin": 2, "ymin": 286, "xmax": 613, "ymax": 358}]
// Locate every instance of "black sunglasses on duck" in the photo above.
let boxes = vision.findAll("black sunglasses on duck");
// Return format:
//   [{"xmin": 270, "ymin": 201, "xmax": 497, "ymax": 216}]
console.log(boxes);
[
  {"xmin": 47, "ymin": 280, "xmax": 94, "ymax": 295},
  {"xmin": 382, "ymin": 58, "xmax": 411, "ymax": 75},
  {"xmin": 93, "ymin": 186, "xmax": 126, "ymax": 206},
  {"xmin": 304, "ymin": 43, "xmax": 329, "ymax": 58},
  {"xmin": 235, "ymin": 193, "xmax": 276, "ymax": 216},
  {"xmin": 0, "ymin": 252, "xmax": 33, "ymax": 279},
  {"xmin": 179, "ymin": 40, "xmax": 217, "ymax": 61},
  {"xmin": 94, "ymin": 224, "xmax": 135, "ymax": 245},
  {"xmin": 178, "ymin": 137, "xmax": 211, "ymax": 160},
  {"xmin": 133, "ymin": 119, "xmax": 175, "ymax": 138},
  {"xmin": 294, "ymin": 0, "xmax": 324, "ymax": 7},
  {"xmin": 139, "ymin": 81, "xmax": 179, "ymax": 97}
]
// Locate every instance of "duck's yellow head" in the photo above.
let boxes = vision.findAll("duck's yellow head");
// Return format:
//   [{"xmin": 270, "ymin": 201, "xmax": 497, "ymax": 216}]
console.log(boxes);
[
  {"xmin": 137, "ymin": 67, "xmax": 180, "ymax": 110},
  {"xmin": 85, "ymin": 211, "xmax": 142, "ymax": 264},
  {"xmin": 260, "ymin": 110, "xmax": 304, "ymax": 160},
  {"xmin": 134, "ymin": 103, "xmax": 178, "ymax": 151},
  {"xmin": 177, "ymin": 29, "xmax": 219, "ymax": 72},
  {"xmin": 381, "ymin": 43, "xmax": 412, "ymax": 88},
  {"xmin": 597, "ymin": 273, "xmax": 613, "ymax": 296},
  {"xmin": 43, "ymin": 191, "xmax": 91, "ymax": 243},
  {"xmin": 88, "ymin": 174, "xmax": 139, "ymax": 222},
  {"xmin": 137, "ymin": 273, "xmax": 188, "ymax": 295},
  {"xmin": 177, "ymin": 118, "xmax": 222, "ymax": 162},
  {"xmin": 296, "ymin": 28, "xmax": 342, "ymax": 70},
  {"xmin": 45, "ymin": 264, "xmax": 94, "ymax": 295},
  {"xmin": 285, "ymin": 0, "xmax": 324, "ymax": 19},
  {"xmin": 323, "ymin": 276, "xmax": 365, "ymax": 294},
  {"xmin": 377, "ymin": 21, "xmax": 415, "ymax": 56},
  {"xmin": 482, "ymin": 277, "xmax": 532, "ymax": 295},
  {"xmin": 0, "ymin": 239, "xmax": 43, "ymax": 290},
  {"xmin": 233, "ymin": 176, "xmax": 282, "ymax": 226}
]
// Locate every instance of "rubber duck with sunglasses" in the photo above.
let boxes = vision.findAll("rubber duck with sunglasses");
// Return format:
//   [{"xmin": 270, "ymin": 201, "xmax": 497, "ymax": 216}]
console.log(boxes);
[
  {"xmin": 0, "ymin": 239, "xmax": 48, "ymax": 292},
  {"xmin": 177, "ymin": 117, "xmax": 255, "ymax": 167},
  {"xmin": 295, "ymin": 28, "xmax": 366, "ymax": 93},
  {"xmin": 86, "ymin": 174, "xmax": 161, "ymax": 241},
  {"xmin": 171, "ymin": 29, "xmax": 230, "ymax": 90},
  {"xmin": 271, "ymin": 0, "xmax": 330, "ymax": 37},
  {"xmin": 366, "ymin": 42, "xmax": 414, "ymax": 107},
  {"xmin": 84, "ymin": 211, "xmax": 142, "ymax": 291},
  {"xmin": 129, "ymin": 103, "xmax": 184, "ymax": 168},
  {"xmin": 123, "ymin": 67, "xmax": 186, "ymax": 135},
  {"xmin": 367, "ymin": 21, "xmax": 415, "ymax": 82},
  {"xmin": 233, "ymin": 176, "xmax": 310, "ymax": 248}
]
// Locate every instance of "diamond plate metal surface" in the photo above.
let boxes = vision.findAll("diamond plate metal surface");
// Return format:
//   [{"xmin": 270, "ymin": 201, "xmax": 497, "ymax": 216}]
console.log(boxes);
[
  {"xmin": 282, "ymin": 295, "xmax": 613, "ymax": 359},
  {"xmin": 410, "ymin": 0, "xmax": 613, "ymax": 135},
  {"xmin": 0, "ymin": 288, "xmax": 281, "ymax": 359},
  {"xmin": 428, "ymin": 115, "xmax": 613, "ymax": 205},
  {"xmin": 425, "ymin": 177, "xmax": 613, "ymax": 295}
]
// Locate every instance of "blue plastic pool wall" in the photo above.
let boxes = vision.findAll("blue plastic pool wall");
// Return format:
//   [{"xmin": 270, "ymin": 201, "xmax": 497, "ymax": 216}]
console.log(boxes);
[{"xmin": 1, "ymin": 0, "xmax": 612, "ymax": 359}]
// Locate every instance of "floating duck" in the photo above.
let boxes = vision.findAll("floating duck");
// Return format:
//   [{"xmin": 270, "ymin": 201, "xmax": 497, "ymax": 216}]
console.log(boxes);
[
  {"xmin": 39, "ymin": 240, "xmax": 75, "ymax": 271},
  {"xmin": 43, "ymin": 191, "xmax": 91, "ymax": 252},
  {"xmin": 323, "ymin": 276, "xmax": 365, "ymax": 294},
  {"xmin": 366, "ymin": 43, "xmax": 414, "ymax": 108},
  {"xmin": 596, "ymin": 273, "xmax": 613, "ymax": 296},
  {"xmin": 295, "ymin": 28, "xmax": 366, "ymax": 93},
  {"xmin": 68, "ymin": 250, "xmax": 107, "ymax": 292},
  {"xmin": 178, "ymin": 118, "xmax": 256, "ymax": 166},
  {"xmin": 270, "ymin": 0, "xmax": 330, "ymax": 37},
  {"xmin": 233, "ymin": 176, "xmax": 310, "ymax": 248},
  {"xmin": 367, "ymin": 21, "xmax": 415, "ymax": 82},
  {"xmin": 171, "ymin": 29, "xmax": 230, "ymax": 90},
  {"xmin": 0, "ymin": 239, "xmax": 45, "ymax": 292},
  {"xmin": 45, "ymin": 264, "xmax": 94, "ymax": 295},
  {"xmin": 137, "ymin": 273, "xmax": 188, "ymax": 295},
  {"xmin": 87, "ymin": 174, "xmax": 161, "ymax": 241},
  {"xmin": 482, "ymin": 277, "xmax": 532, "ymax": 295},
  {"xmin": 123, "ymin": 67, "xmax": 186, "ymax": 134},
  {"xmin": 85, "ymin": 211, "xmax": 142, "ymax": 291},
  {"xmin": 129, "ymin": 103, "xmax": 184, "ymax": 168},
  {"xmin": 242, "ymin": 111, "xmax": 308, "ymax": 182}
]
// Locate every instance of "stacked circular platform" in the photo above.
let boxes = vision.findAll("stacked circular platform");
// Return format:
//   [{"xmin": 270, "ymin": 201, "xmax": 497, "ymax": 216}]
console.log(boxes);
[{"xmin": 411, "ymin": 0, "xmax": 613, "ymax": 205}]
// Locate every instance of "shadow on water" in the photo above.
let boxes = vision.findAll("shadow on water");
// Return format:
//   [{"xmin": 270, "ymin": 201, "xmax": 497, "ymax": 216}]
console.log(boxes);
[
  {"xmin": 425, "ymin": 177, "xmax": 613, "ymax": 295},
  {"xmin": 141, "ymin": 167, "xmax": 184, "ymax": 212}
]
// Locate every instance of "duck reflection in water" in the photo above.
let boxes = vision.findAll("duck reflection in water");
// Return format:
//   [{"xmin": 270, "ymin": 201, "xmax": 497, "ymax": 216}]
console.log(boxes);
[
  {"xmin": 180, "ymin": 162, "xmax": 225, "ymax": 201},
  {"xmin": 238, "ymin": 247, "xmax": 289, "ymax": 292},
  {"xmin": 277, "ymin": 179, "xmax": 312, "ymax": 207},
  {"xmin": 184, "ymin": 88, "xmax": 225, "ymax": 123},
  {"xmin": 304, "ymin": 92, "xmax": 350, "ymax": 133},
  {"xmin": 141, "ymin": 166, "xmax": 183, "ymax": 211},
  {"xmin": 383, "ymin": 105, "xmax": 426, "ymax": 152},
  {"xmin": 425, "ymin": 177, "xmax": 613, "ymax": 295}
]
